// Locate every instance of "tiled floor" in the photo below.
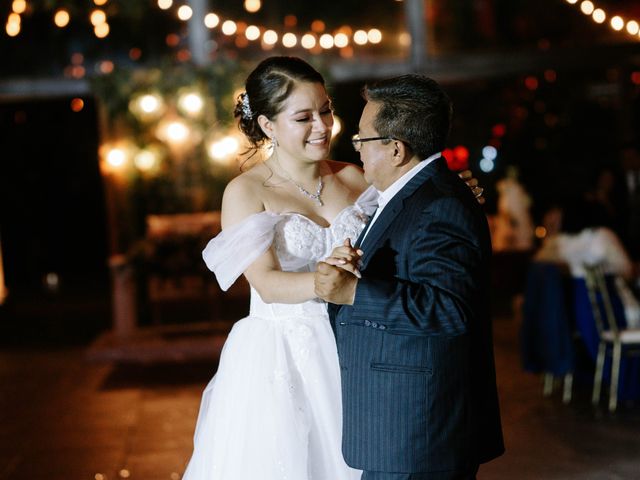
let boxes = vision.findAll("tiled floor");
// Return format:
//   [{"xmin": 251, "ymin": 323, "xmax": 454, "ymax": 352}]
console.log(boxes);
[{"xmin": 0, "ymin": 316, "xmax": 638, "ymax": 480}]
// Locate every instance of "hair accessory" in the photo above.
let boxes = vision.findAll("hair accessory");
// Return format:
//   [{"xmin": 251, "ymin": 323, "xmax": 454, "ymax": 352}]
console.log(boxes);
[{"xmin": 241, "ymin": 92, "xmax": 253, "ymax": 120}]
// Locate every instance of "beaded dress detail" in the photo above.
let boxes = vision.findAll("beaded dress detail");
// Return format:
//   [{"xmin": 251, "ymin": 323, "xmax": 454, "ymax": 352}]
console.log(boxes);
[{"xmin": 182, "ymin": 187, "xmax": 377, "ymax": 480}]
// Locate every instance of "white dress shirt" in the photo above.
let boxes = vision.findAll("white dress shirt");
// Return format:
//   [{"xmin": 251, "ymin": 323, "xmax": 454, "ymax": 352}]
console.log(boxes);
[{"xmin": 360, "ymin": 152, "xmax": 441, "ymax": 243}]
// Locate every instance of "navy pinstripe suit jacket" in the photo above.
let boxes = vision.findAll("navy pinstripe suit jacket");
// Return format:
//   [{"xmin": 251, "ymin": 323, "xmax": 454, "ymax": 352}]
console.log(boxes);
[{"xmin": 329, "ymin": 157, "xmax": 504, "ymax": 473}]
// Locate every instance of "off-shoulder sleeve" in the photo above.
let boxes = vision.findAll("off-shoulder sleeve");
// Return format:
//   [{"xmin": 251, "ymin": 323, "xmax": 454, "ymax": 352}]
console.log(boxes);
[
  {"xmin": 202, "ymin": 212, "xmax": 282, "ymax": 291},
  {"xmin": 354, "ymin": 185, "xmax": 379, "ymax": 216}
]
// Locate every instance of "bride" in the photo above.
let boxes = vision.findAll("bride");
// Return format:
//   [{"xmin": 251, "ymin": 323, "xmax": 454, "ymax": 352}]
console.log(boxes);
[{"xmin": 182, "ymin": 56, "xmax": 482, "ymax": 479}]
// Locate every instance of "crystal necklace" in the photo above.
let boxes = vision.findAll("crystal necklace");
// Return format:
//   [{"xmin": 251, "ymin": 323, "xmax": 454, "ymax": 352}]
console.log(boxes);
[{"xmin": 273, "ymin": 155, "xmax": 324, "ymax": 206}]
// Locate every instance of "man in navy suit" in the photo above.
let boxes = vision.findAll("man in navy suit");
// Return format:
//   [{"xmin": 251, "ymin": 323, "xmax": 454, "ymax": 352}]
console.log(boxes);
[{"xmin": 315, "ymin": 75, "xmax": 504, "ymax": 480}]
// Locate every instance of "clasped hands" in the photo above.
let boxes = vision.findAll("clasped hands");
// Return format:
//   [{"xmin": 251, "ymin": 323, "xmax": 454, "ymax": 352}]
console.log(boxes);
[{"xmin": 314, "ymin": 239, "xmax": 362, "ymax": 305}]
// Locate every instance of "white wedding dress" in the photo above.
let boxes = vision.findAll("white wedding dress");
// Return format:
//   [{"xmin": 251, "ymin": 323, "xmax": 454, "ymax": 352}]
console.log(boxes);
[{"xmin": 182, "ymin": 187, "xmax": 377, "ymax": 480}]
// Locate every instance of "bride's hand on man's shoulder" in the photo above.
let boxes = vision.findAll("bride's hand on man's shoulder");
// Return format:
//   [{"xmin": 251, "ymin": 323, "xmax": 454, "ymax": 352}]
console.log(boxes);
[{"xmin": 458, "ymin": 169, "xmax": 485, "ymax": 205}]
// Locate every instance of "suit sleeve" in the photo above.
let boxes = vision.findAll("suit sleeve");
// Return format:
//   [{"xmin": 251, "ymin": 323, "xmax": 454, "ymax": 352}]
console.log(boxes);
[{"xmin": 350, "ymin": 196, "xmax": 485, "ymax": 336}]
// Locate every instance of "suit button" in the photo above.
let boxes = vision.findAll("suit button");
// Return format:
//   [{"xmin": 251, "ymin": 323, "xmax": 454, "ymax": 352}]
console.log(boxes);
[
  {"xmin": 339, "ymin": 322, "xmax": 347, "ymax": 326},
  {"xmin": 379, "ymin": 325, "xmax": 387, "ymax": 330},
  {"xmin": 371, "ymin": 322, "xmax": 378, "ymax": 328},
  {"xmin": 364, "ymin": 320, "xmax": 371, "ymax": 327}
]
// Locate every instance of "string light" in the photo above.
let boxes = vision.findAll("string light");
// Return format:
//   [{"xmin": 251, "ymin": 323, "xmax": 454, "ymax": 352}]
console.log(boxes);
[
  {"xmin": 153, "ymin": 3, "xmax": 385, "ymax": 53},
  {"xmin": 564, "ymin": 0, "xmax": 640, "ymax": 37},
  {"xmin": 94, "ymin": 22, "xmax": 110, "ymax": 38},
  {"xmin": 244, "ymin": 0, "xmax": 261, "ymax": 13},
  {"xmin": 580, "ymin": 1, "xmax": 594, "ymax": 15},
  {"xmin": 367, "ymin": 28, "xmax": 382, "ymax": 44},
  {"xmin": 627, "ymin": 20, "xmax": 639, "ymax": 35},
  {"xmin": 592, "ymin": 8, "xmax": 606, "ymax": 24},
  {"xmin": 353, "ymin": 30, "xmax": 368, "ymax": 45},
  {"xmin": 12, "ymin": 0, "xmax": 27, "ymax": 15},
  {"xmin": 204, "ymin": 13, "xmax": 219, "ymax": 28},
  {"xmin": 263, "ymin": 30, "xmax": 278, "ymax": 45},
  {"xmin": 54, "ymin": 9, "xmax": 70, "ymax": 27},
  {"xmin": 177, "ymin": 5, "xmax": 192, "ymax": 21},
  {"xmin": 90, "ymin": 9, "xmax": 107, "ymax": 26},
  {"xmin": 282, "ymin": 33, "xmax": 297, "ymax": 48},
  {"xmin": 221, "ymin": 20, "xmax": 237, "ymax": 35},
  {"xmin": 319, "ymin": 33, "xmax": 334, "ymax": 49},
  {"xmin": 301, "ymin": 33, "xmax": 316, "ymax": 49},
  {"xmin": 245, "ymin": 25, "xmax": 260, "ymax": 40},
  {"xmin": 610, "ymin": 15, "xmax": 624, "ymax": 31}
]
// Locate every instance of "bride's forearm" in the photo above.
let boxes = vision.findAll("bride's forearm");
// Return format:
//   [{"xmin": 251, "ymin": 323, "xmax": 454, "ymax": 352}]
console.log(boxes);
[{"xmin": 246, "ymin": 270, "xmax": 318, "ymax": 304}]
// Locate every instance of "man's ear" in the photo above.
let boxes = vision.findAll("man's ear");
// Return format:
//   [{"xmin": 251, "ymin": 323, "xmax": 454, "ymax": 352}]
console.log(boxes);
[
  {"xmin": 257, "ymin": 114, "xmax": 273, "ymax": 138},
  {"xmin": 391, "ymin": 139, "xmax": 412, "ymax": 166}
]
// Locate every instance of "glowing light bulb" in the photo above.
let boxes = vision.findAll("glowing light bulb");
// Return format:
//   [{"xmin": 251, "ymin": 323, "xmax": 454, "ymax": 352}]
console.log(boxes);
[
  {"xmin": 580, "ymin": 1, "xmax": 594, "ymax": 15},
  {"xmin": 245, "ymin": 25, "xmax": 260, "ymax": 40},
  {"xmin": 90, "ymin": 9, "xmax": 106, "ymax": 26},
  {"xmin": 244, "ymin": 0, "xmax": 261, "ymax": 13},
  {"xmin": 204, "ymin": 13, "xmax": 219, "ymax": 28},
  {"xmin": 166, "ymin": 121, "xmax": 189, "ymax": 143},
  {"xmin": 54, "ymin": 9, "xmax": 70, "ymax": 27},
  {"xmin": 334, "ymin": 33, "xmax": 349, "ymax": 48},
  {"xmin": 178, "ymin": 92, "xmax": 204, "ymax": 116},
  {"xmin": 263, "ymin": 30, "xmax": 278, "ymax": 45},
  {"xmin": 610, "ymin": 16, "xmax": 624, "ymax": 31},
  {"xmin": 626, "ymin": 20, "xmax": 640, "ymax": 35},
  {"xmin": 12, "ymin": 0, "xmax": 27, "ymax": 15},
  {"xmin": 157, "ymin": 0, "xmax": 172, "ymax": 9},
  {"xmin": 301, "ymin": 33, "xmax": 316, "ymax": 49},
  {"xmin": 482, "ymin": 146, "xmax": 498, "ymax": 161},
  {"xmin": 319, "ymin": 34, "xmax": 334, "ymax": 49},
  {"xmin": 94, "ymin": 23, "xmax": 110, "ymax": 38},
  {"xmin": 479, "ymin": 158, "xmax": 495, "ymax": 173},
  {"xmin": 135, "ymin": 150, "xmax": 158, "ymax": 171},
  {"xmin": 282, "ymin": 33, "xmax": 297, "ymax": 48},
  {"xmin": 177, "ymin": 5, "xmax": 193, "ymax": 21},
  {"xmin": 208, "ymin": 136, "xmax": 240, "ymax": 161},
  {"xmin": 367, "ymin": 29, "xmax": 382, "ymax": 44},
  {"xmin": 222, "ymin": 20, "xmax": 237, "ymax": 35},
  {"xmin": 353, "ymin": 30, "xmax": 368, "ymax": 45},
  {"xmin": 592, "ymin": 8, "xmax": 606, "ymax": 24},
  {"xmin": 107, "ymin": 148, "xmax": 126, "ymax": 167}
]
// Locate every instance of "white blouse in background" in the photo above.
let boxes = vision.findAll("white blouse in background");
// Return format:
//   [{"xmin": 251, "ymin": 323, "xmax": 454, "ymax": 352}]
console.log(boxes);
[{"xmin": 535, "ymin": 227, "xmax": 639, "ymax": 327}]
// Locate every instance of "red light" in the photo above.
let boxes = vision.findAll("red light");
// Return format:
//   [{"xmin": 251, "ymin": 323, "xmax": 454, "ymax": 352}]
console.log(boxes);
[
  {"xmin": 129, "ymin": 48, "xmax": 142, "ymax": 61},
  {"xmin": 544, "ymin": 69, "xmax": 557, "ymax": 83},
  {"xmin": 524, "ymin": 76, "xmax": 539, "ymax": 91},
  {"xmin": 453, "ymin": 145, "xmax": 469, "ymax": 162},
  {"xmin": 492, "ymin": 124, "xmax": 506, "ymax": 138},
  {"xmin": 632, "ymin": 72, "xmax": 640, "ymax": 85},
  {"xmin": 443, "ymin": 147, "xmax": 469, "ymax": 172}
]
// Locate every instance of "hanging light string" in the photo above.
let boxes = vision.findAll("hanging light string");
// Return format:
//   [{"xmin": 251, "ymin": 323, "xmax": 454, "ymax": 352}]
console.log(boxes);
[
  {"xmin": 4, "ymin": 0, "xmax": 386, "ymax": 50},
  {"xmin": 563, "ymin": 0, "xmax": 640, "ymax": 37},
  {"xmin": 155, "ymin": 0, "xmax": 384, "ymax": 52}
]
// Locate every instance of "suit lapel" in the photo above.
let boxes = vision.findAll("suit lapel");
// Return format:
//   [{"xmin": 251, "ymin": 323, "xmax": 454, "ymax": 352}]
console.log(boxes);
[{"xmin": 358, "ymin": 158, "xmax": 446, "ymax": 269}]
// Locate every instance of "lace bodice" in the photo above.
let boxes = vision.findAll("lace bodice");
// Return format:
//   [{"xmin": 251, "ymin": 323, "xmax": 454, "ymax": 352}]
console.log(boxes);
[
  {"xmin": 273, "ymin": 207, "xmax": 370, "ymax": 271},
  {"xmin": 201, "ymin": 186, "xmax": 378, "ymax": 318}
]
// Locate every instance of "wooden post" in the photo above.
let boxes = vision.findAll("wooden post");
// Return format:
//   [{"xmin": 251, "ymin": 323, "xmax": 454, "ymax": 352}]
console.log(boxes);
[
  {"xmin": 404, "ymin": 0, "xmax": 427, "ymax": 72},
  {"xmin": 187, "ymin": 0, "xmax": 209, "ymax": 67}
]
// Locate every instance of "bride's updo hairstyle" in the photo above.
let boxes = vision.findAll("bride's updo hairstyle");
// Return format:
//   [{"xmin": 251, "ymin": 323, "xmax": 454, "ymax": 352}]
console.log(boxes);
[{"xmin": 234, "ymin": 56, "xmax": 325, "ymax": 151}]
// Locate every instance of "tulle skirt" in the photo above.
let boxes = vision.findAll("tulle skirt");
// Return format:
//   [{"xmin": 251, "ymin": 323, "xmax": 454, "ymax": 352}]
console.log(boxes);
[{"xmin": 182, "ymin": 310, "xmax": 361, "ymax": 480}]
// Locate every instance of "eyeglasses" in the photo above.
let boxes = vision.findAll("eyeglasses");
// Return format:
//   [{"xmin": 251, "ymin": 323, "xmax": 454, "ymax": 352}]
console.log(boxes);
[{"xmin": 351, "ymin": 134, "xmax": 397, "ymax": 152}]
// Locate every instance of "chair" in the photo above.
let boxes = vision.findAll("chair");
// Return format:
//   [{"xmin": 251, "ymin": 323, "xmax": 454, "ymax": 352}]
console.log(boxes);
[
  {"xmin": 583, "ymin": 264, "xmax": 640, "ymax": 412},
  {"xmin": 520, "ymin": 262, "xmax": 575, "ymax": 403}
]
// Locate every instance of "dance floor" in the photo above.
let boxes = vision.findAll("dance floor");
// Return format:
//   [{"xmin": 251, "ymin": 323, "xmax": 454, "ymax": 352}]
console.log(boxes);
[{"xmin": 0, "ymin": 315, "xmax": 639, "ymax": 480}]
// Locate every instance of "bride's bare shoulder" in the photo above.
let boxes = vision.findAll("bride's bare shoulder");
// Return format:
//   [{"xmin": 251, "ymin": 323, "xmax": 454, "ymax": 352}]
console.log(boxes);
[
  {"xmin": 222, "ymin": 164, "xmax": 271, "ymax": 227},
  {"xmin": 325, "ymin": 160, "xmax": 368, "ymax": 191}
]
